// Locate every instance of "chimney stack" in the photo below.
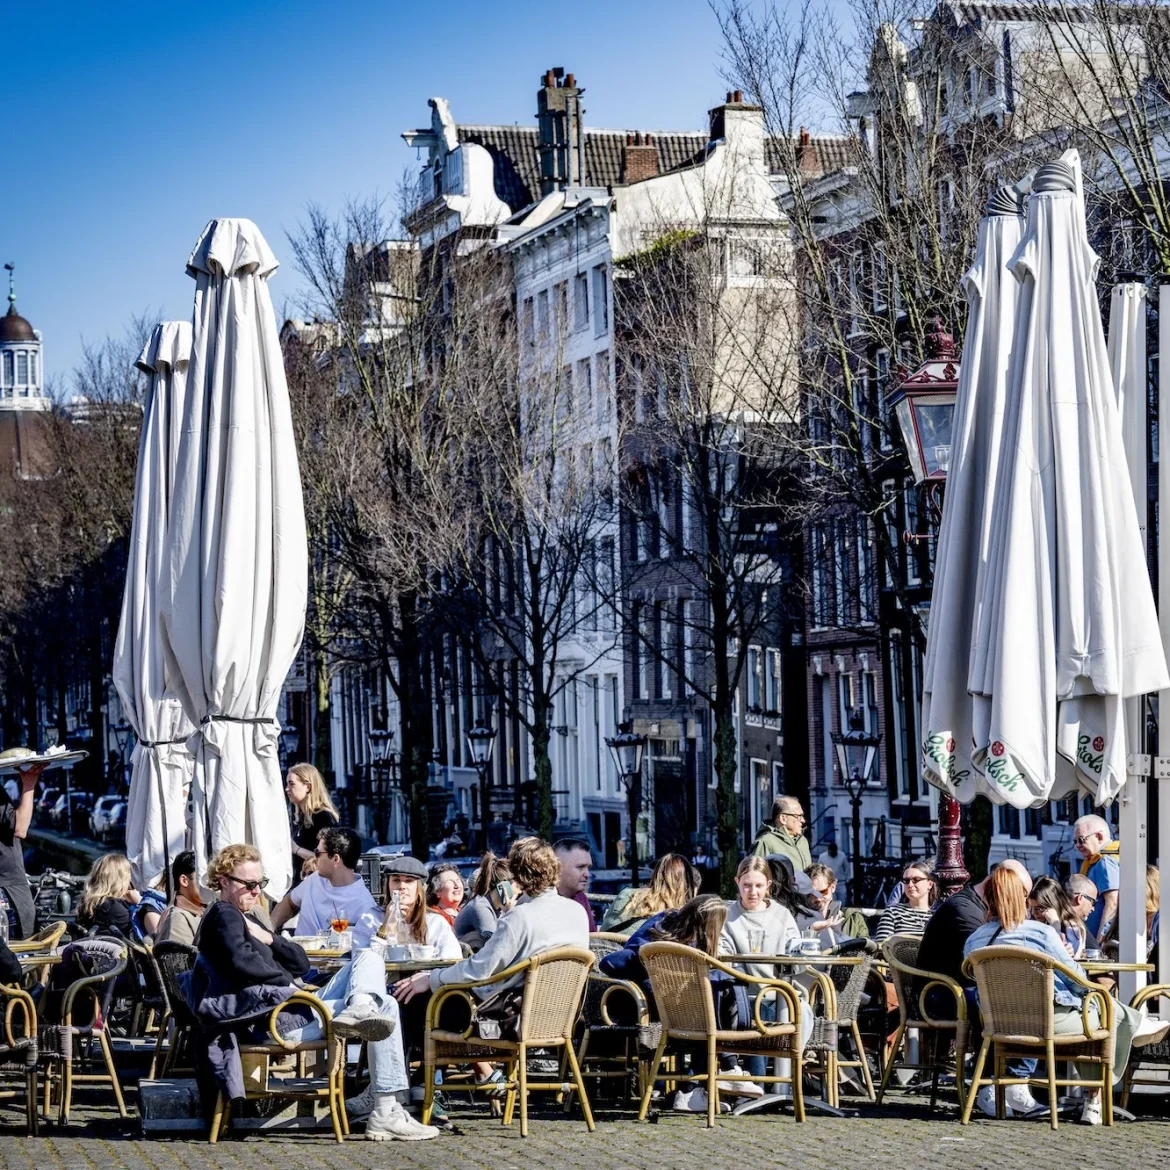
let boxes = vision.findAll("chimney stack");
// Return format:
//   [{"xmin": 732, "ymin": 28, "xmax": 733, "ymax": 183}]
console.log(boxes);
[
  {"xmin": 537, "ymin": 67, "xmax": 586, "ymax": 194},
  {"xmin": 622, "ymin": 131, "xmax": 659, "ymax": 184}
]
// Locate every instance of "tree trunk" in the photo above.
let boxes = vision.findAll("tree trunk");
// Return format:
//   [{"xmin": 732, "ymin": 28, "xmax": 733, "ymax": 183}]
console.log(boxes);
[
  {"xmin": 532, "ymin": 714, "xmax": 554, "ymax": 841},
  {"xmin": 713, "ymin": 707, "xmax": 739, "ymax": 897},
  {"xmin": 962, "ymin": 795, "xmax": 994, "ymax": 884},
  {"xmin": 312, "ymin": 649, "xmax": 332, "ymax": 776}
]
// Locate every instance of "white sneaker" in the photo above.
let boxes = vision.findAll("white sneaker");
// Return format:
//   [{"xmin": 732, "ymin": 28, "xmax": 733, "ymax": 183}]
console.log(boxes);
[
  {"xmin": 1080, "ymin": 1095, "xmax": 1102, "ymax": 1126},
  {"xmin": 671, "ymin": 1086, "xmax": 730, "ymax": 1114},
  {"xmin": 976, "ymin": 1085, "xmax": 1011, "ymax": 1118},
  {"xmin": 718, "ymin": 1065, "xmax": 765, "ymax": 1098},
  {"xmin": 345, "ymin": 1083, "xmax": 376, "ymax": 1121},
  {"xmin": 365, "ymin": 1095, "xmax": 440, "ymax": 1141},
  {"xmin": 1134, "ymin": 1014, "xmax": 1170, "ymax": 1046},
  {"xmin": 333, "ymin": 1001, "xmax": 396, "ymax": 1043},
  {"xmin": 1003, "ymin": 1084, "xmax": 1038, "ymax": 1115}
]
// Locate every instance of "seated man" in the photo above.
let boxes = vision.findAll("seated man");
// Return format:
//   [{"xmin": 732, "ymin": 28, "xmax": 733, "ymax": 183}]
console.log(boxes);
[
  {"xmin": 393, "ymin": 836, "xmax": 588, "ymax": 1020},
  {"xmin": 155, "ymin": 851, "xmax": 205, "ymax": 947},
  {"xmin": 1064, "ymin": 873, "xmax": 1102, "ymax": 950},
  {"xmin": 270, "ymin": 827, "xmax": 380, "ymax": 946},
  {"xmin": 912, "ymin": 858, "xmax": 1037, "ymax": 1118},
  {"xmin": 195, "ymin": 842, "xmax": 436, "ymax": 1142}
]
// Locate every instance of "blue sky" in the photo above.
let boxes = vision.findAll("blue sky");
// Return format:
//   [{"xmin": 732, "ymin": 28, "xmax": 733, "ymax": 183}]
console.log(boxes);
[{"xmin": 8, "ymin": 0, "xmax": 733, "ymax": 384}]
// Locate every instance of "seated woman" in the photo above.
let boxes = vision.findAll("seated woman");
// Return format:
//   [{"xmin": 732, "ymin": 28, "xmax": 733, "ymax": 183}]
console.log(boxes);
[
  {"xmin": 195, "ymin": 843, "xmax": 436, "ymax": 1142},
  {"xmin": 77, "ymin": 853, "xmax": 147, "ymax": 939},
  {"xmin": 803, "ymin": 863, "xmax": 867, "ymax": 943},
  {"xmin": 965, "ymin": 865, "xmax": 1169, "ymax": 1125},
  {"xmin": 600, "ymin": 853, "xmax": 700, "ymax": 936},
  {"xmin": 154, "ymin": 851, "xmax": 204, "ymax": 947},
  {"xmin": 453, "ymin": 853, "xmax": 516, "ymax": 952},
  {"xmin": 1028, "ymin": 875, "xmax": 1087, "ymax": 959},
  {"xmin": 427, "ymin": 864, "xmax": 466, "ymax": 929},
  {"xmin": 872, "ymin": 859, "xmax": 937, "ymax": 944}
]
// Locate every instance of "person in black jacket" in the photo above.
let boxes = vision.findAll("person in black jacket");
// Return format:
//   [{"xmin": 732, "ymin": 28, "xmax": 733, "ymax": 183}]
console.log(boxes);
[
  {"xmin": 197, "ymin": 843, "xmax": 436, "ymax": 1142},
  {"xmin": 0, "ymin": 936, "xmax": 22, "ymax": 986}
]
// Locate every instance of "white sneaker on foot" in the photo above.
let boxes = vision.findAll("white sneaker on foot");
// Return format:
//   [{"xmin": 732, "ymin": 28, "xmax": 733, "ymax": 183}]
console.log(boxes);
[
  {"xmin": 1134, "ymin": 1014, "xmax": 1170, "ymax": 1046},
  {"xmin": 1003, "ymin": 1084, "xmax": 1038, "ymax": 1115},
  {"xmin": 345, "ymin": 1083, "xmax": 376, "ymax": 1121},
  {"xmin": 718, "ymin": 1065, "xmax": 765, "ymax": 1098},
  {"xmin": 976, "ymin": 1085, "xmax": 1011, "ymax": 1118},
  {"xmin": 671, "ymin": 1086, "xmax": 730, "ymax": 1114},
  {"xmin": 333, "ymin": 1001, "xmax": 396, "ymax": 1042},
  {"xmin": 365, "ymin": 1095, "xmax": 440, "ymax": 1141},
  {"xmin": 1080, "ymin": 1095, "xmax": 1102, "ymax": 1126}
]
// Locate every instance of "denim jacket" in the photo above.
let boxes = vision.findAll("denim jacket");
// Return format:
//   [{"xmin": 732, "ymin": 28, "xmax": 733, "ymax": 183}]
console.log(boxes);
[{"xmin": 964, "ymin": 919, "xmax": 1088, "ymax": 1007}]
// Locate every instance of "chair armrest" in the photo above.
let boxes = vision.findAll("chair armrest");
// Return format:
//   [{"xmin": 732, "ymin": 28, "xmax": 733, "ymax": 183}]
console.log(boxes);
[
  {"xmin": 1, "ymin": 984, "xmax": 36, "ymax": 1048},
  {"xmin": 60, "ymin": 953, "xmax": 128, "ymax": 1018},
  {"xmin": 591, "ymin": 974, "xmax": 650, "ymax": 1026},
  {"xmin": 1130, "ymin": 983, "xmax": 1170, "ymax": 1011},
  {"xmin": 266, "ymin": 990, "xmax": 335, "ymax": 1050},
  {"xmin": 425, "ymin": 955, "xmax": 534, "ymax": 996},
  {"xmin": 752, "ymin": 978, "xmax": 801, "ymax": 1037},
  {"xmin": 916, "ymin": 976, "xmax": 968, "ymax": 1025},
  {"xmin": 425, "ymin": 985, "xmax": 480, "ymax": 1038},
  {"xmin": 1080, "ymin": 986, "xmax": 1113, "ymax": 1037}
]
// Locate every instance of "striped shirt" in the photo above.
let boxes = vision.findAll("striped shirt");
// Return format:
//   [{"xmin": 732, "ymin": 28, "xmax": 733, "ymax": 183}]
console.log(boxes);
[{"xmin": 873, "ymin": 903, "xmax": 933, "ymax": 944}]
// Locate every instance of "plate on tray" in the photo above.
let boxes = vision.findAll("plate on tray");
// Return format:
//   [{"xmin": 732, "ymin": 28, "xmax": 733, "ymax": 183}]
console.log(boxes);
[{"xmin": 0, "ymin": 749, "xmax": 89, "ymax": 776}]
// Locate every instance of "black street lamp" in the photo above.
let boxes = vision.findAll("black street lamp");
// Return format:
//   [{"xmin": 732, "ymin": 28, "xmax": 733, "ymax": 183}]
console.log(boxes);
[
  {"xmin": 832, "ymin": 713, "xmax": 881, "ymax": 905},
  {"xmin": 112, "ymin": 719, "xmax": 134, "ymax": 792},
  {"xmin": 466, "ymin": 723, "xmax": 497, "ymax": 852},
  {"xmin": 367, "ymin": 726, "xmax": 397, "ymax": 843},
  {"xmin": 607, "ymin": 722, "xmax": 647, "ymax": 888}
]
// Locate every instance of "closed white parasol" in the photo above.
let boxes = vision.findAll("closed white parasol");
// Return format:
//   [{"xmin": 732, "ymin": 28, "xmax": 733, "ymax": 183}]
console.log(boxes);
[
  {"xmin": 162, "ymin": 219, "xmax": 308, "ymax": 898},
  {"xmin": 112, "ymin": 321, "xmax": 197, "ymax": 889}
]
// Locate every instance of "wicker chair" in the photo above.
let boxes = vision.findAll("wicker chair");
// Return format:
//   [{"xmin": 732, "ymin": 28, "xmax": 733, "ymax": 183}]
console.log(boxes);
[
  {"xmin": 876, "ymin": 934, "xmax": 968, "ymax": 1111},
  {"xmin": 127, "ymin": 941, "xmax": 169, "ymax": 1039},
  {"xmin": 1121, "ymin": 983, "xmax": 1170, "ymax": 1109},
  {"xmin": 209, "ymin": 990, "xmax": 347, "ymax": 1143},
  {"xmin": 38, "ymin": 938, "xmax": 130, "ymax": 1124},
  {"xmin": 144, "ymin": 941, "xmax": 197, "ymax": 1080},
  {"xmin": 637, "ymin": 941, "xmax": 805, "ymax": 1128},
  {"xmin": 960, "ymin": 945, "xmax": 1114, "ymax": 1129},
  {"xmin": 803, "ymin": 955, "xmax": 877, "ymax": 1105},
  {"xmin": 0, "ymin": 981, "xmax": 39, "ymax": 1133},
  {"xmin": 421, "ymin": 945, "xmax": 596, "ymax": 1138},
  {"xmin": 574, "ymin": 967, "xmax": 653, "ymax": 1102},
  {"xmin": 589, "ymin": 932, "xmax": 632, "ymax": 958}
]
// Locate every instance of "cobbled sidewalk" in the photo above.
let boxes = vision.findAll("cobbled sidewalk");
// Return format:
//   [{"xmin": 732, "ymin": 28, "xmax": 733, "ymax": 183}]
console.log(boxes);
[{"xmin": 5, "ymin": 1099, "xmax": 1170, "ymax": 1170}]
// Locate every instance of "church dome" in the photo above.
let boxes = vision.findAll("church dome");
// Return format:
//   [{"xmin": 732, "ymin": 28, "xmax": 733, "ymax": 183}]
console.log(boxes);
[{"xmin": 0, "ymin": 304, "xmax": 35, "ymax": 344}]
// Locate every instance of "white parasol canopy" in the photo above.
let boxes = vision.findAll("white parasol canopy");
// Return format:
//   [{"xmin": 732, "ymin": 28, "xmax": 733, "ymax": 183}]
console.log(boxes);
[
  {"xmin": 161, "ymin": 219, "xmax": 308, "ymax": 898},
  {"xmin": 969, "ymin": 151, "xmax": 1167, "ymax": 808},
  {"xmin": 921, "ymin": 186, "xmax": 1025, "ymax": 804},
  {"xmin": 112, "ymin": 321, "xmax": 197, "ymax": 889}
]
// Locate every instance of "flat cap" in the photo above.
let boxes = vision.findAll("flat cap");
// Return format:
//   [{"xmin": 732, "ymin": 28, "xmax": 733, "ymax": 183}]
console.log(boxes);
[{"xmin": 381, "ymin": 854, "xmax": 428, "ymax": 880}]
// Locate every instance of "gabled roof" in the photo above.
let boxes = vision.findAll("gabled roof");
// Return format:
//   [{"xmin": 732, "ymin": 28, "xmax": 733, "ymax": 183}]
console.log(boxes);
[{"xmin": 455, "ymin": 124, "xmax": 857, "ymax": 212}]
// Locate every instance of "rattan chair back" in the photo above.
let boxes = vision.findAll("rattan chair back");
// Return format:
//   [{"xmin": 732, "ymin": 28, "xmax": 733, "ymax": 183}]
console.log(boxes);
[
  {"xmin": 882, "ymin": 934, "xmax": 924, "ymax": 1019},
  {"xmin": 519, "ymin": 947, "xmax": 595, "ymax": 1044},
  {"xmin": 588, "ymin": 932, "xmax": 628, "ymax": 959},
  {"xmin": 639, "ymin": 942, "xmax": 718, "ymax": 1036},
  {"xmin": 966, "ymin": 945, "xmax": 1055, "ymax": 1043}
]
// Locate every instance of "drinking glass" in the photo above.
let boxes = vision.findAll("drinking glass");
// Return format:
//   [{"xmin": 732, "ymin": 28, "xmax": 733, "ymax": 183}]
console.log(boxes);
[{"xmin": 748, "ymin": 928, "xmax": 765, "ymax": 955}]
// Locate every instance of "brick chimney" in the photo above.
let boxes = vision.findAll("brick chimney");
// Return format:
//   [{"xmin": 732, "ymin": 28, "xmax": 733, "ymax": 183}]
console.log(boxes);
[
  {"xmin": 537, "ymin": 67, "xmax": 586, "ymax": 194},
  {"xmin": 622, "ymin": 132, "xmax": 659, "ymax": 184},
  {"xmin": 796, "ymin": 126, "xmax": 821, "ymax": 178}
]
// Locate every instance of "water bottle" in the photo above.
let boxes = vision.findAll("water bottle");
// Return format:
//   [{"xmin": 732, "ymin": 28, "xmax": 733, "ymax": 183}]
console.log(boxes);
[
  {"xmin": 387, "ymin": 891, "xmax": 409, "ymax": 946},
  {"xmin": 0, "ymin": 889, "xmax": 9, "ymax": 944}
]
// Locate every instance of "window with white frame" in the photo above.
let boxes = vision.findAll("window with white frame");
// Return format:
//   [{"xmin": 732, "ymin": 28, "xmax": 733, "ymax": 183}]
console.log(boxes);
[
  {"xmin": 858, "ymin": 520, "xmax": 877, "ymax": 624},
  {"xmin": 872, "ymin": 245, "xmax": 888, "ymax": 312},
  {"xmin": 876, "ymin": 349, "xmax": 893, "ymax": 452},
  {"xmin": 838, "ymin": 671, "xmax": 857, "ymax": 735},
  {"xmin": 637, "ymin": 607, "xmax": 652, "ymax": 700},
  {"xmin": 592, "ymin": 265, "xmax": 609, "ymax": 337},
  {"xmin": 554, "ymin": 282, "xmax": 568, "ymax": 336},
  {"xmin": 811, "ymin": 525, "xmax": 829, "ymax": 626},
  {"xmin": 595, "ymin": 351, "xmax": 611, "ymax": 420},
  {"xmin": 576, "ymin": 358, "xmax": 592, "ymax": 416},
  {"xmin": 598, "ymin": 535, "xmax": 616, "ymax": 630},
  {"xmin": 16, "ymin": 353, "xmax": 27, "ymax": 384},
  {"xmin": 683, "ymin": 599, "xmax": 700, "ymax": 694},
  {"xmin": 833, "ymin": 519, "xmax": 850, "ymax": 625},
  {"xmin": 656, "ymin": 602, "xmax": 672, "ymax": 699},
  {"xmin": 862, "ymin": 670, "xmax": 879, "ymax": 736},
  {"xmin": 521, "ymin": 297, "xmax": 535, "ymax": 349},
  {"xmin": 766, "ymin": 649, "xmax": 782, "ymax": 714},
  {"xmin": 747, "ymin": 646, "xmax": 762, "ymax": 710},
  {"xmin": 574, "ymin": 273, "xmax": 589, "ymax": 331},
  {"xmin": 536, "ymin": 289, "xmax": 549, "ymax": 340}
]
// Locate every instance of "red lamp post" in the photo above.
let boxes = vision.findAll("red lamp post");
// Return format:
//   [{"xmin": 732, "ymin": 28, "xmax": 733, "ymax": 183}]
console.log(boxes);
[{"xmin": 887, "ymin": 318, "xmax": 969, "ymax": 897}]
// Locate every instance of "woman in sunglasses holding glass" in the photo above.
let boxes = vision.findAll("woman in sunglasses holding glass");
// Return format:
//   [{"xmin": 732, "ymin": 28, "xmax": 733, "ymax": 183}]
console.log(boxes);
[
  {"xmin": 195, "ymin": 843, "xmax": 438, "ymax": 1141},
  {"xmin": 872, "ymin": 859, "xmax": 938, "ymax": 945}
]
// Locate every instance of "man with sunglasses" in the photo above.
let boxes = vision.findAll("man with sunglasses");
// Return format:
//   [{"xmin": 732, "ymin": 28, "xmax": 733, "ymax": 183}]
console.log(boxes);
[
  {"xmin": 1065, "ymin": 872, "xmax": 1100, "ymax": 940},
  {"xmin": 750, "ymin": 796, "xmax": 812, "ymax": 872},
  {"xmin": 1073, "ymin": 814, "xmax": 1119, "ymax": 943}
]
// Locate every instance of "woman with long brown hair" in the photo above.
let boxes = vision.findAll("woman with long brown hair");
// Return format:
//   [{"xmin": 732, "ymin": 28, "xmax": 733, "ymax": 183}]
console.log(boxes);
[
  {"xmin": 454, "ymin": 852, "xmax": 516, "ymax": 952},
  {"xmin": 599, "ymin": 893, "xmax": 728, "ymax": 984},
  {"xmin": 600, "ymin": 852, "xmax": 700, "ymax": 935}
]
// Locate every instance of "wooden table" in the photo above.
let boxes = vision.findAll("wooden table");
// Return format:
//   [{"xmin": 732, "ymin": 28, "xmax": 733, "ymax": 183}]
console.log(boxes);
[
  {"xmin": 305, "ymin": 949, "xmax": 457, "ymax": 978},
  {"xmin": 1082, "ymin": 960, "xmax": 1154, "ymax": 976}
]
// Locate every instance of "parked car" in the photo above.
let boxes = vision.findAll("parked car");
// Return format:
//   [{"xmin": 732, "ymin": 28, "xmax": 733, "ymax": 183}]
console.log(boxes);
[
  {"xmin": 103, "ymin": 801, "xmax": 127, "ymax": 845},
  {"xmin": 35, "ymin": 787, "xmax": 62, "ymax": 821},
  {"xmin": 90, "ymin": 795, "xmax": 122, "ymax": 839},
  {"xmin": 50, "ymin": 791, "xmax": 93, "ymax": 833}
]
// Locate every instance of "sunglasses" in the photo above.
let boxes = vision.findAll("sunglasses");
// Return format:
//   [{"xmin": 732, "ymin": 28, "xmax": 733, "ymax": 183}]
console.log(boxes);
[
  {"xmin": 1072, "ymin": 836, "xmax": 1097, "ymax": 846},
  {"xmin": 903, "ymin": 875, "xmax": 930, "ymax": 885},
  {"xmin": 224, "ymin": 873, "xmax": 269, "ymax": 893}
]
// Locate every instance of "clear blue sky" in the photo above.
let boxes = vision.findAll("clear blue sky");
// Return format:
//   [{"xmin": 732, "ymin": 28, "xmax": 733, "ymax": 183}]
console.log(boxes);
[{"xmin": 8, "ymin": 0, "xmax": 733, "ymax": 384}]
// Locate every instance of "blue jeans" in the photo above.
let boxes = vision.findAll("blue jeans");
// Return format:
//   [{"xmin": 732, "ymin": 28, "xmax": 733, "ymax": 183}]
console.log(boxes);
[
  {"xmin": 278, "ymin": 949, "xmax": 408, "ymax": 1094},
  {"xmin": 927, "ymin": 987, "xmax": 1035, "ymax": 1080}
]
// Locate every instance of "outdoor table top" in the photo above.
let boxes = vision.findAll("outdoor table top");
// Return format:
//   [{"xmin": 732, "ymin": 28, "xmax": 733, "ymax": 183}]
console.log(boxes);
[
  {"xmin": 1081, "ymin": 959, "xmax": 1155, "ymax": 975},
  {"xmin": 723, "ymin": 952, "xmax": 868, "ymax": 966},
  {"xmin": 307, "ymin": 952, "xmax": 458, "ymax": 976}
]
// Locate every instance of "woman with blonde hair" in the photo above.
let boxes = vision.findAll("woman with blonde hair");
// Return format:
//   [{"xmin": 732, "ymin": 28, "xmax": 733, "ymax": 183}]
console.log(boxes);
[
  {"xmin": 965, "ymin": 864, "xmax": 1168, "ymax": 1124},
  {"xmin": 600, "ymin": 852, "xmax": 700, "ymax": 935},
  {"xmin": 77, "ymin": 853, "xmax": 156, "ymax": 938},
  {"xmin": 284, "ymin": 763, "xmax": 339, "ymax": 884}
]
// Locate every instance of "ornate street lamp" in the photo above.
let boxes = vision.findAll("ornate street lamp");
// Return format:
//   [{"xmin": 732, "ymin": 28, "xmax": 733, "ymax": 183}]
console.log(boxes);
[
  {"xmin": 466, "ymin": 723, "xmax": 497, "ymax": 852},
  {"xmin": 112, "ymin": 719, "xmax": 134, "ymax": 791},
  {"xmin": 279, "ymin": 726, "xmax": 301, "ymax": 769},
  {"xmin": 887, "ymin": 316, "xmax": 969, "ymax": 897},
  {"xmin": 606, "ymin": 723, "xmax": 647, "ymax": 888},
  {"xmin": 832, "ymin": 713, "xmax": 881, "ymax": 904},
  {"xmin": 368, "ymin": 726, "xmax": 396, "ymax": 843}
]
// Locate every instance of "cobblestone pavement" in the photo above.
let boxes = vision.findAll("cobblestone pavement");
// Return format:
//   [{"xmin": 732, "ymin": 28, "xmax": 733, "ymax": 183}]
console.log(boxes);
[{"xmin": 6, "ymin": 1095, "xmax": 1170, "ymax": 1170}]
